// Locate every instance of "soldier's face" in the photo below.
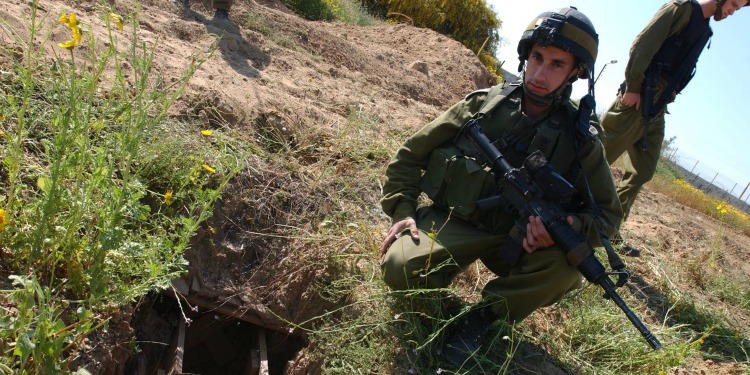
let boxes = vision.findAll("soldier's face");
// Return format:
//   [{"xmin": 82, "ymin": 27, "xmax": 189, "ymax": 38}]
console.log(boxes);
[
  {"xmin": 524, "ymin": 44, "xmax": 579, "ymax": 97},
  {"xmin": 715, "ymin": 0, "xmax": 748, "ymax": 21}
]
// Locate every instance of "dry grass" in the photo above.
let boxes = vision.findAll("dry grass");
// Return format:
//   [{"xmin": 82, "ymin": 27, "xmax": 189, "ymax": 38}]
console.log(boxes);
[{"xmin": 650, "ymin": 168, "xmax": 750, "ymax": 237}]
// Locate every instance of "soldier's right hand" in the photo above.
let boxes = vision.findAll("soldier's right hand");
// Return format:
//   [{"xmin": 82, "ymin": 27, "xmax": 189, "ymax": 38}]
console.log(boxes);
[
  {"xmin": 621, "ymin": 91, "xmax": 641, "ymax": 110},
  {"xmin": 380, "ymin": 218, "xmax": 419, "ymax": 256}
]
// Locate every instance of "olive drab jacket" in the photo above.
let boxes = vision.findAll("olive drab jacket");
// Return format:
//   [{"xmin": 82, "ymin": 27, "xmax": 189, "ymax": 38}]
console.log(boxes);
[
  {"xmin": 380, "ymin": 85, "xmax": 622, "ymax": 248},
  {"xmin": 624, "ymin": 0, "xmax": 701, "ymax": 95}
]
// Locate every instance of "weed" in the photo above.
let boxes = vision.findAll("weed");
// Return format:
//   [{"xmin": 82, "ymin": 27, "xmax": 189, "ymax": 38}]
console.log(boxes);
[{"xmin": 0, "ymin": 4, "xmax": 237, "ymax": 371}]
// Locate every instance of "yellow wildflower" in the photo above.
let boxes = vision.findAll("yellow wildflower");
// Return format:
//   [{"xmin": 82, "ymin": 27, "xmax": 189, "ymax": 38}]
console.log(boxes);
[
  {"xmin": 109, "ymin": 13, "xmax": 123, "ymax": 31},
  {"xmin": 716, "ymin": 203, "xmax": 727, "ymax": 215},
  {"xmin": 58, "ymin": 12, "xmax": 82, "ymax": 50},
  {"xmin": 0, "ymin": 208, "xmax": 6, "ymax": 231},
  {"xmin": 67, "ymin": 13, "xmax": 78, "ymax": 28},
  {"xmin": 202, "ymin": 164, "xmax": 215, "ymax": 173},
  {"xmin": 72, "ymin": 26, "xmax": 82, "ymax": 45},
  {"xmin": 200, "ymin": 130, "xmax": 213, "ymax": 136},
  {"xmin": 58, "ymin": 40, "xmax": 78, "ymax": 50},
  {"xmin": 164, "ymin": 190, "xmax": 173, "ymax": 206}
]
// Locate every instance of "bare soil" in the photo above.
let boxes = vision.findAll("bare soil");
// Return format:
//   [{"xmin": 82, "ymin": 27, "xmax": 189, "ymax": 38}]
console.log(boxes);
[{"xmin": 2, "ymin": 0, "xmax": 749, "ymax": 374}]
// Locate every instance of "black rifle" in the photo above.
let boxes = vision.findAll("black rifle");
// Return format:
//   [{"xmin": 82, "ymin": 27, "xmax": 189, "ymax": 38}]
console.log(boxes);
[
  {"xmin": 456, "ymin": 117, "xmax": 662, "ymax": 350},
  {"xmin": 641, "ymin": 67, "xmax": 656, "ymax": 151}
]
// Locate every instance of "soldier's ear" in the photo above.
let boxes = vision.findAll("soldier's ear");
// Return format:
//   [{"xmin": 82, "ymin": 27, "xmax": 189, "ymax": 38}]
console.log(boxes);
[{"xmin": 575, "ymin": 63, "xmax": 586, "ymax": 78}]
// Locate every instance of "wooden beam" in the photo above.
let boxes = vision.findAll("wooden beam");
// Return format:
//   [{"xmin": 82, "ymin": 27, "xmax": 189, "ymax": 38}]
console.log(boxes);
[
  {"xmin": 162, "ymin": 291, "xmax": 304, "ymax": 339},
  {"xmin": 258, "ymin": 328, "xmax": 269, "ymax": 375},
  {"xmin": 166, "ymin": 318, "xmax": 186, "ymax": 375}
]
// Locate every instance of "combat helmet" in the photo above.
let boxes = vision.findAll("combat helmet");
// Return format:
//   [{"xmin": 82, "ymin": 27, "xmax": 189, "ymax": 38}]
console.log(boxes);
[{"xmin": 517, "ymin": 7, "xmax": 598, "ymax": 80}]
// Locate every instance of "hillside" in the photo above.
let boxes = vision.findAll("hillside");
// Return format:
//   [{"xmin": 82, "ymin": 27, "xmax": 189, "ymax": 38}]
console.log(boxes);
[{"xmin": 2, "ymin": 0, "xmax": 750, "ymax": 374}]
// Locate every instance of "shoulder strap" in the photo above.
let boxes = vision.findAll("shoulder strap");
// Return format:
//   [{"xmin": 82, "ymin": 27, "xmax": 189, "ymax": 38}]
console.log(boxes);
[
  {"xmin": 650, "ymin": 26, "xmax": 711, "ymax": 116},
  {"xmin": 476, "ymin": 81, "xmax": 523, "ymax": 118}
]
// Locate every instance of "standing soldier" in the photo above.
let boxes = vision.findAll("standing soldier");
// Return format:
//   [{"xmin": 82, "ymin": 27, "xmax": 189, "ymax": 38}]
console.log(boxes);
[
  {"xmin": 600, "ymin": 0, "xmax": 748, "ymax": 255},
  {"xmin": 211, "ymin": 0, "xmax": 231, "ymax": 21},
  {"xmin": 379, "ymin": 7, "xmax": 621, "ymax": 367},
  {"xmin": 182, "ymin": 0, "xmax": 231, "ymax": 22}
]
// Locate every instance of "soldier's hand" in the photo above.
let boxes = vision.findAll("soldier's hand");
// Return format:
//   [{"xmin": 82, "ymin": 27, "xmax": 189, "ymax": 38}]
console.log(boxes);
[
  {"xmin": 621, "ymin": 91, "xmax": 641, "ymax": 110},
  {"xmin": 522, "ymin": 215, "xmax": 574, "ymax": 253},
  {"xmin": 380, "ymin": 218, "xmax": 419, "ymax": 256}
]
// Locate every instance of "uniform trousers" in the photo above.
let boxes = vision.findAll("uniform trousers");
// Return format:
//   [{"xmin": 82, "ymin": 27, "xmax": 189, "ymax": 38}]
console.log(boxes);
[
  {"xmin": 381, "ymin": 205, "xmax": 582, "ymax": 323},
  {"xmin": 600, "ymin": 93, "xmax": 666, "ymax": 220}
]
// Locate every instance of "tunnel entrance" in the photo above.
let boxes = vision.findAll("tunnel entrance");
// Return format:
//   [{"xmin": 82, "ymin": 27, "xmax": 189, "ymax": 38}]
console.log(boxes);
[{"xmin": 128, "ymin": 282, "xmax": 306, "ymax": 375}]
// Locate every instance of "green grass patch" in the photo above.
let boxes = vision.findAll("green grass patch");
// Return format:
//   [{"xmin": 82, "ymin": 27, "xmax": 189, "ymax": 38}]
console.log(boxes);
[{"xmin": 0, "ymin": 4, "xmax": 239, "ymax": 372}]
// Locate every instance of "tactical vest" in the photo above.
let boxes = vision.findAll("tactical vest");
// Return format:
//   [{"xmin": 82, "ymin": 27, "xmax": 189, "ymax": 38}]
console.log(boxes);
[
  {"xmin": 418, "ymin": 84, "xmax": 590, "ymax": 233},
  {"xmin": 648, "ymin": 0, "xmax": 712, "ymax": 103}
]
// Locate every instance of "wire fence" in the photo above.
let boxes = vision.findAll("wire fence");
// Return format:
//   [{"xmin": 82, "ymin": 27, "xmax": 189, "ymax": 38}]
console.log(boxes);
[{"xmin": 666, "ymin": 151, "xmax": 750, "ymax": 214}]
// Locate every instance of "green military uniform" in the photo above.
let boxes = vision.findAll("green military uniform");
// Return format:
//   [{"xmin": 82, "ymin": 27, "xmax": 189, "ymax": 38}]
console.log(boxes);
[
  {"xmin": 380, "ymin": 86, "xmax": 622, "ymax": 322},
  {"xmin": 600, "ymin": 0, "xmax": 697, "ymax": 220}
]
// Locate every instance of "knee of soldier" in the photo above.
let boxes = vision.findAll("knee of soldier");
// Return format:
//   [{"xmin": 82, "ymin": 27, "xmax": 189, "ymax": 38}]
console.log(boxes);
[
  {"xmin": 527, "ymin": 248, "xmax": 582, "ymax": 292},
  {"xmin": 548, "ymin": 253, "xmax": 583, "ymax": 294},
  {"xmin": 380, "ymin": 247, "xmax": 413, "ymax": 290}
]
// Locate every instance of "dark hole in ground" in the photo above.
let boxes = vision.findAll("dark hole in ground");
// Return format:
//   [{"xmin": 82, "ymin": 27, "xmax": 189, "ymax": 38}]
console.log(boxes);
[{"xmin": 126, "ymin": 294, "xmax": 306, "ymax": 375}]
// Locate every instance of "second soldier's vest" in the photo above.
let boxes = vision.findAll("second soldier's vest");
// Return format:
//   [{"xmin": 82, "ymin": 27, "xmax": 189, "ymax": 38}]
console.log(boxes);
[{"xmin": 648, "ymin": 0, "xmax": 712, "ymax": 100}]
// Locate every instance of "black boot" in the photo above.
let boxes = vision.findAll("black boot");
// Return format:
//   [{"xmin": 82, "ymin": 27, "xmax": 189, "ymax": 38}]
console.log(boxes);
[
  {"xmin": 611, "ymin": 232, "xmax": 641, "ymax": 257},
  {"xmin": 442, "ymin": 307, "xmax": 495, "ymax": 368},
  {"xmin": 213, "ymin": 8, "xmax": 230, "ymax": 22}
]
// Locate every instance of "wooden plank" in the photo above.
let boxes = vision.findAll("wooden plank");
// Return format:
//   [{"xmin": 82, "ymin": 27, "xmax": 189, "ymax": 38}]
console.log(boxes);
[
  {"xmin": 166, "ymin": 318, "xmax": 186, "ymax": 375},
  {"xmin": 243, "ymin": 327, "xmax": 261, "ymax": 375},
  {"xmin": 258, "ymin": 328, "xmax": 269, "ymax": 375}
]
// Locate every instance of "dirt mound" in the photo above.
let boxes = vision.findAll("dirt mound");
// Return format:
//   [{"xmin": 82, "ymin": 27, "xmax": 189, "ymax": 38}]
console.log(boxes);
[{"xmin": 2, "ymin": 0, "xmax": 492, "ymax": 372}]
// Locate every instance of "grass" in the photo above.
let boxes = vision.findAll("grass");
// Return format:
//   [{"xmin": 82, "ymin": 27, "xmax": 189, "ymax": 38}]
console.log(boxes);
[
  {"xmin": 282, "ymin": 0, "xmax": 382, "ymax": 26},
  {"xmin": 0, "ymin": 3, "xmax": 238, "ymax": 372},
  {"xmin": 649, "ymin": 158, "xmax": 750, "ymax": 236},
  {"xmin": 293, "ymin": 110, "xmax": 750, "ymax": 373}
]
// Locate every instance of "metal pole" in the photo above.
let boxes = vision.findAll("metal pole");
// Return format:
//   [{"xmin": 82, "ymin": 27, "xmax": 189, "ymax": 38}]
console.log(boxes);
[
  {"xmin": 710, "ymin": 172, "xmax": 719, "ymax": 185},
  {"xmin": 729, "ymin": 183, "xmax": 737, "ymax": 196},
  {"xmin": 690, "ymin": 160, "xmax": 699, "ymax": 174},
  {"xmin": 739, "ymin": 180, "xmax": 750, "ymax": 200},
  {"xmin": 595, "ymin": 60, "xmax": 618, "ymax": 84}
]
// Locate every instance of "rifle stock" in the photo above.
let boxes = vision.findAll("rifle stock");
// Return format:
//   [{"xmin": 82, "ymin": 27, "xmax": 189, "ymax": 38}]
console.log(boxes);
[{"xmin": 457, "ymin": 117, "xmax": 662, "ymax": 350}]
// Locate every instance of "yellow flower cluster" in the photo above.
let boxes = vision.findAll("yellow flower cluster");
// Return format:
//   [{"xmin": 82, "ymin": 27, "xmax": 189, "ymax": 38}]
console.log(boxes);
[
  {"xmin": 671, "ymin": 179, "xmax": 749, "ymax": 230},
  {"xmin": 323, "ymin": 0, "xmax": 342, "ymax": 14},
  {"xmin": 164, "ymin": 190, "xmax": 173, "ymax": 206},
  {"xmin": 715, "ymin": 203, "xmax": 728, "ymax": 216},
  {"xmin": 58, "ymin": 12, "xmax": 82, "ymax": 50},
  {"xmin": 0, "ymin": 208, "xmax": 6, "ymax": 231},
  {"xmin": 109, "ymin": 12, "xmax": 123, "ymax": 31}
]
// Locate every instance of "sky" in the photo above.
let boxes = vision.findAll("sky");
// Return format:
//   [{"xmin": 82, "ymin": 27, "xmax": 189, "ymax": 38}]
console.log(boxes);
[{"xmin": 487, "ymin": 0, "xmax": 750, "ymax": 200}]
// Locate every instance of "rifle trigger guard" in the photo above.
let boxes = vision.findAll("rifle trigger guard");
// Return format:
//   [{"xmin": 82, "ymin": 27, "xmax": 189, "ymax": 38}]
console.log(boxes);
[{"xmin": 609, "ymin": 267, "xmax": 630, "ymax": 288}]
